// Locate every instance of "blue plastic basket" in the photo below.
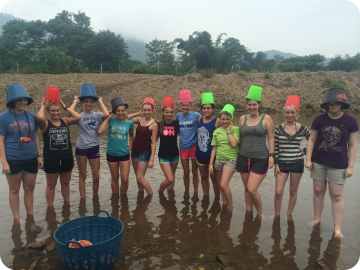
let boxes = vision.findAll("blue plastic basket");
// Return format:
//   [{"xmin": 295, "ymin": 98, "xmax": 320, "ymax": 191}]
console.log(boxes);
[{"xmin": 54, "ymin": 210, "xmax": 123, "ymax": 270}]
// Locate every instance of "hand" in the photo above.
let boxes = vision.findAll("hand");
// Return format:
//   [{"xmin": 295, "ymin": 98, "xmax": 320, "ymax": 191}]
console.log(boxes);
[
  {"xmin": 59, "ymin": 99, "xmax": 66, "ymax": 110},
  {"xmin": 126, "ymin": 144, "xmax": 132, "ymax": 152},
  {"xmin": 148, "ymin": 160, "xmax": 154, "ymax": 168},
  {"xmin": 38, "ymin": 157, "xmax": 44, "ymax": 169},
  {"xmin": 274, "ymin": 164, "xmax": 281, "ymax": 177},
  {"xmin": 226, "ymin": 122, "xmax": 233, "ymax": 133},
  {"xmin": 268, "ymin": 156, "xmax": 274, "ymax": 169},
  {"xmin": 344, "ymin": 167, "xmax": 353, "ymax": 178},
  {"xmin": 299, "ymin": 147, "xmax": 305, "ymax": 155},
  {"xmin": 107, "ymin": 111, "xmax": 113, "ymax": 118},
  {"xmin": 98, "ymin": 97, "xmax": 102, "ymax": 102},
  {"xmin": 41, "ymin": 98, "xmax": 47, "ymax": 108},
  {"xmin": 305, "ymin": 160, "xmax": 312, "ymax": 171},
  {"xmin": 209, "ymin": 164, "xmax": 213, "ymax": 174},
  {"xmin": 1, "ymin": 162, "xmax": 10, "ymax": 174}
]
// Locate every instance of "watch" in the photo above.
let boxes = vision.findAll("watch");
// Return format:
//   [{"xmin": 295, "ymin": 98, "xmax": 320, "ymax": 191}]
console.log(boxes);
[
  {"xmin": 227, "ymin": 132, "xmax": 231, "ymax": 135},
  {"xmin": 37, "ymin": 155, "xmax": 43, "ymax": 158}
]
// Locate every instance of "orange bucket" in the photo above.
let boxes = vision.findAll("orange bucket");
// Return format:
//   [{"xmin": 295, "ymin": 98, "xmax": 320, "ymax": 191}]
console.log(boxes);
[
  {"xmin": 162, "ymin": 97, "xmax": 174, "ymax": 109},
  {"xmin": 44, "ymin": 87, "xmax": 60, "ymax": 103},
  {"xmin": 142, "ymin": 97, "xmax": 155, "ymax": 109}
]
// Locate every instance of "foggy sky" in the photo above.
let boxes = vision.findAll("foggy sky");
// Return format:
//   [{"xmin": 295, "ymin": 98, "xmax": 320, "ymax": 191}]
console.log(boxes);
[{"xmin": 1, "ymin": 0, "xmax": 359, "ymax": 57}]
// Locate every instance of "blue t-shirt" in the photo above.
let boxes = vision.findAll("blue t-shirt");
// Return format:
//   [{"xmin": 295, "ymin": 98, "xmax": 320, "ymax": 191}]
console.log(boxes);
[
  {"xmin": 196, "ymin": 117, "xmax": 217, "ymax": 159},
  {"xmin": 0, "ymin": 110, "xmax": 39, "ymax": 160},
  {"xmin": 176, "ymin": 111, "xmax": 201, "ymax": 150},
  {"xmin": 107, "ymin": 118, "xmax": 133, "ymax": 157}
]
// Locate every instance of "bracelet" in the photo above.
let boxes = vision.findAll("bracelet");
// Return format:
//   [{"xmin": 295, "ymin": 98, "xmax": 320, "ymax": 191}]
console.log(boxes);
[
  {"xmin": 37, "ymin": 155, "xmax": 43, "ymax": 158},
  {"xmin": 227, "ymin": 132, "xmax": 231, "ymax": 135},
  {"xmin": 64, "ymin": 106, "xmax": 68, "ymax": 111},
  {"xmin": 269, "ymin": 152, "xmax": 275, "ymax": 156},
  {"xmin": 74, "ymin": 99, "xmax": 79, "ymax": 103}
]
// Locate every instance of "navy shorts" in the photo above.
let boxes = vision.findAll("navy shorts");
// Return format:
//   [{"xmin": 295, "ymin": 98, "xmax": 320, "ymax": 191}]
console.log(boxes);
[
  {"xmin": 43, "ymin": 156, "xmax": 74, "ymax": 174},
  {"xmin": 75, "ymin": 145, "xmax": 100, "ymax": 159},
  {"xmin": 236, "ymin": 154, "xmax": 268, "ymax": 175},
  {"xmin": 7, "ymin": 157, "xmax": 38, "ymax": 175},
  {"xmin": 131, "ymin": 150, "xmax": 151, "ymax": 163},
  {"xmin": 278, "ymin": 160, "xmax": 304, "ymax": 174}
]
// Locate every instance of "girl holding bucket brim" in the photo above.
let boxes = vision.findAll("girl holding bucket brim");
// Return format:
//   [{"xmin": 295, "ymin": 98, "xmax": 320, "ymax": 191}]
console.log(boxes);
[
  {"xmin": 0, "ymin": 84, "xmax": 43, "ymax": 220},
  {"xmin": 236, "ymin": 85, "xmax": 275, "ymax": 218},
  {"xmin": 274, "ymin": 95, "xmax": 310, "ymax": 220},
  {"xmin": 128, "ymin": 97, "xmax": 158, "ymax": 196},
  {"xmin": 196, "ymin": 92, "xmax": 221, "ymax": 198},
  {"xmin": 36, "ymin": 87, "xmax": 82, "ymax": 207},
  {"xmin": 305, "ymin": 88, "xmax": 358, "ymax": 238},
  {"xmin": 69, "ymin": 84, "xmax": 109, "ymax": 199},
  {"xmin": 157, "ymin": 97, "xmax": 179, "ymax": 193},
  {"xmin": 176, "ymin": 90, "xmax": 201, "ymax": 192},
  {"xmin": 98, "ymin": 97, "xmax": 133, "ymax": 195},
  {"xmin": 209, "ymin": 104, "xmax": 239, "ymax": 212}
]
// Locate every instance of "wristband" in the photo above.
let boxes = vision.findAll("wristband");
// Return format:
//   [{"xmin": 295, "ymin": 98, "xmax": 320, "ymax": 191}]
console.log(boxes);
[
  {"xmin": 37, "ymin": 155, "xmax": 43, "ymax": 158},
  {"xmin": 74, "ymin": 99, "xmax": 79, "ymax": 103},
  {"xmin": 64, "ymin": 106, "xmax": 68, "ymax": 111},
  {"xmin": 269, "ymin": 152, "xmax": 275, "ymax": 156},
  {"xmin": 227, "ymin": 132, "xmax": 231, "ymax": 135}
]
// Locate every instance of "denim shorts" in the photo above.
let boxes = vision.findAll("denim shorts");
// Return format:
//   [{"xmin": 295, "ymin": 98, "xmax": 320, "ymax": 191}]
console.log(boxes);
[
  {"xmin": 131, "ymin": 150, "xmax": 151, "ymax": 163},
  {"xmin": 159, "ymin": 155, "xmax": 179, "ymax": 164}
]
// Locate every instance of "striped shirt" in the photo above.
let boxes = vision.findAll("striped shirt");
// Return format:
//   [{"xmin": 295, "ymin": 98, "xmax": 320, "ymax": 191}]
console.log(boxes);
[{"xmin": 274, "ymin": 124, "xmax": 311, "ymax": 164}]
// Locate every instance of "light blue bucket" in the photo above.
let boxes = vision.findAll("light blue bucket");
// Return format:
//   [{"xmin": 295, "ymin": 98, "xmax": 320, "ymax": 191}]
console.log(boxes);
[
  {"xmin": 79, "ymin": 84, "xmax": 98, "ymax": 101},
  {"xmin": 6, "ymin": 83, "xmax": 33, "ymax": 108}
]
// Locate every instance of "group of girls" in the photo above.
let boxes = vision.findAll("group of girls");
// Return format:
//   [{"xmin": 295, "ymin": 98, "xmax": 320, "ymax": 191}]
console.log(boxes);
[{"xmin": 0, "ymin": 83, "xmax": 358, "ymax": 238}]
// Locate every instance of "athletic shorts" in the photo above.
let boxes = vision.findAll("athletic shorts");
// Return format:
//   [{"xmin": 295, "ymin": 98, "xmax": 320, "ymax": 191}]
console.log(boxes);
[
  {"xmin": 278, "ymin": 160, "xmax": 304, "ymax": 174},
  {"xmin": 7, "ymin": 157, "xmax": 38, "ymax": 175},
  {"xmin": 75, "ymin": 145, "xmax": 100, "ymax": 159},
  {"xmin": 215, "ymin": 159, "xmax": 236, "ymax": 171},
  {"xmin": 106, "ymin": 153, "xmax": 130, "ymax": 163},
  {"xmin": 159, "ymin": 155, "xmax": 179, "ymax": 164},
  {"xmin": 131, "ymin": 150, "xmax": 150, "ymax": 163},
  {"xmin": 196, "ymin": 158, "xmax": 214, "ymax": 166},
  {"xmin": 236, "ymin": 154, "xmax": 268, "ymax": 175},
  {"xmin": 180, "ymin": 143, "xmax": 196, "ymax": 159},
  {"xmin": 43, "ymin": 156, "xmax": 74, "ymax": 174},
  {"xmin": 311, "ymin": 161, "xmax": 346, "ymax": 184}
]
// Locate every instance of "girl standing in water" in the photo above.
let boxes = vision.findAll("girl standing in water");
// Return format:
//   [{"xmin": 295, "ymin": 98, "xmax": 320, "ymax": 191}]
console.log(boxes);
[
  {"xmin": 37, "ymin": 88, "xmax": 81, "ymax": 206},
  {"xmin": 196, "ymin": 92, "xmax": 221, "ymax": 198},
  {"xmin": 176, "ymin": 90, "xmax": 201, "ymax": 192},
  {"xmin": 128, "ymin": 97, "xmax": 158, "ymax": 196},
  {"xmin": 236, "ymin": 85, "xmax": 275, "ymax": 218},
  {"xmin": 70, "ymin": 84, "xmax": 109, "ymax": 199},
  {"xmin": 274, "ymin": 95, "xmax": 310, "ymax": 220},
  {"xmin": 209, "ymin": 104, "xmax": 239, "ymax": 212},
  {"xmin": 306, "ymin": 88, "xmax": 358, "ymax": 238},
  {"xmin": 157, "ymin": 97, "xmax": 179, "ymax": 193},
  {"xmin": 0, "ymin": 84, "xmax": 43, "ymax": 220},
  {"xmin": 98, "ymin": 97, "xmax": 133, "ymax": 195}
]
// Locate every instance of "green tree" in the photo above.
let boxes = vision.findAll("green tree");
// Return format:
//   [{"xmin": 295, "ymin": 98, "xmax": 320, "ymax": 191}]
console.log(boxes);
[
  {"xmin": 36, "ymin": 46, "xmax": 73, "ymax": 74},
  {"xmin": 145, "ymin": 39, "xmax": 175, "ymax": 74},
  {"xmin": 218, "ymin": 37, "xmax": 246, "ymax": 73},
  {"xmin": 277, "ymin": 54, "xmax": 326, "ymax": 72}
]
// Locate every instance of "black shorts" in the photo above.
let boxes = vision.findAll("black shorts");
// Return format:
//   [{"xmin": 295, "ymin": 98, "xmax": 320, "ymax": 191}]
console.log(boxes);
[
  {"xmin": 106, "ymin": 153, "xmax": 130, "ymax": 163},
  {"xmin": 43, "ymin": 156, "xmax": 74, "ymax": 174},
  {"xmin": 7, "ymin": 157, "xmax": 38, "ymax": 175},
  {"xmin": 278, "ymin": 160, "xmax": 304, "ymax": 174},
  {"xmin": 236, "ymin": 154, "xmax": 268, "ymax": 175}
]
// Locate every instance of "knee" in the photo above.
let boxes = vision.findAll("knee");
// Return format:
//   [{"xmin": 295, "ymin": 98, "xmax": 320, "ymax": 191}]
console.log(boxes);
[
  {"xmin": 313, "ymin": 188, "xmax": 325, "ymax": 197},
  {"xmin": 289, "ymin": 189, "xmax": 298, "ymax": 198},
  {"xmin": 92, "ymin": 175, "xmax": 100, "ymax": 182},
  {"xmin": 220, "ymin": 182, "xmax": 229, "ymax": 191},
  {"xmin": 183, "ymin": 171, "xmax": 190, "ymax": 178},
  {"xmin": 79, "ymin": 172, "xmax": 87, "ymax": 180},
  {"xmin": 61, "ymin": 181, "xmax": 70, "ymax": 187},
  {"xmin": 166, "ymin": 177, "xmax": 174, "ymax": 184},
  {"xmin": 9, "ymin": 186, "xmax": 20, "ymax": 195},
  {"xmin": 200, "ymin": 172, "xmax": 208, "ymax": 181},
  {"xmin": 330, "ymin": 193, "xmax": 343, "ymax": 202},
  {"xmin": 136, "ymin": 176, "xmax": 144, "ymax": 183},
  {"xmin": 24, "ymin": 184, "xmax": 35, "ymax": 193},
  {"xmin": 120, "ymin": 177, "xmax": 128, "ymax": 184},
  {"xmin": 248, "ymin": 187, "xmax": 257, "ymax": 196},
  {"xmin": 47, "ymin": 183, "xmax": 56, "ymax": 190},
  {"xmin": 192, "ymin": 170, "xmax": 199, "ymax": 177},
  {"xmin": 275, "ymin": 190, "xmax": 284, "ymax": 199}
]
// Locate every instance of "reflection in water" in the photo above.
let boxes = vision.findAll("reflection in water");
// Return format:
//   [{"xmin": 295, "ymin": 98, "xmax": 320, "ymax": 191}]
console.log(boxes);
[
  {"xmin": 78, "ymin": 198, "xmax": 87, "ymax": 217},
  {"xmin": 11, "ymin": 219, "xmax": 24, "ymax": 270},
  {"xmin": 45, "ymin": 206, "xmax": 59, "ymax": 244},
  {"xmin": 92, "ymin": 194, "xmax": 101, "ymax": 215},
  {"xmin": 110, "ymin": 193, "xmax": 120, "ymax": 219},
  {"xmin": 61, "ymin": 202, "xmax": 71, "ymax": 224},
  {"xmin": 305, "ymin": 227, "xmax": 322, "ymax": 270}
]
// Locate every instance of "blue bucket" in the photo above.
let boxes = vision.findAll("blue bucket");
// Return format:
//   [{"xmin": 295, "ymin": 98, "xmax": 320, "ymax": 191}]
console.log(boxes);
[
  {"xmin": 6, "ymin": 83, "xmax": 33, "ymax": 108},
  {"xmin": 79, "ymin": 84, "xmax": 98, "ymax": 101},
  {"xmin": 54, "ymin": 210, "xmax": 123, "ymax": 270}
]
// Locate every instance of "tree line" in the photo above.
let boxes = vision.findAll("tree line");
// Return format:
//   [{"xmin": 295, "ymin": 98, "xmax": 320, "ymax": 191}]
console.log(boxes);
[{"xmin": 0, "ymin": 10, "xmax": 359, "ymax": 75}]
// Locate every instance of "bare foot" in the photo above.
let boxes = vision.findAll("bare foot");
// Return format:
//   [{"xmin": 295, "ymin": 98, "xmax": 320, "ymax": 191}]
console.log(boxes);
[
  {"xmin": 334, "ymin": 231, "xmax": 344, "ymax": 238},
  {"xmin": 258, "ymin": 212, "xmax": 266, "ymax": 220},
  {"xmin": 229, "ymin": 206, "xmax": 235, "ymax": 213},
  {"xmin": 157, "ymin": 188, "xmax": 164, "ymax": 194},
  {"xmin": 287, "ymin": 214, "xmax": 294, "ymax": 223},
  {"xmin": 309, "ymin": 220, "xmax": 321, "ymax": 227}
]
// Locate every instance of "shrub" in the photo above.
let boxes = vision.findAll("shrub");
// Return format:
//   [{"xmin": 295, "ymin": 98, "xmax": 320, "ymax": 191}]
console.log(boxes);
[
  {"xmin": 236, "ymin": 70, "xmax": 247, "ymax": 77},
  {"xmin": 249, "ymin": 69, "xmax": 258, "ymax": 73},
  {"xmin": 264, "ymin": 72, "xmax": 271, "ymax": 79},
  {"xmin": 284, "ymin": 75, "xmax": 292, "ymax": 82},
  {"xmin": 304, "ymin": 102, "xmax": 314, "ymax": 109},
  {"xmin": 200, "ymin": 69, "xmax": 215, "ymax": 78},
  {"xmin": 322, "ymin": 77, "xmax": 345, "ymax": 88}
]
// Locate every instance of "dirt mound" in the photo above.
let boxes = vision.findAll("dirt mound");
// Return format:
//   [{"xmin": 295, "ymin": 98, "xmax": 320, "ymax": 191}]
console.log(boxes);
[{"xmin": 1, "ymin": 71, "xmax": 359, "ymax": 113}]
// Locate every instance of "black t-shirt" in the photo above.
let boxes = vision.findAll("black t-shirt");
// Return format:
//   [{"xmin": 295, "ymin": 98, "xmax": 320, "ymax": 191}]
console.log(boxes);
[{"xmin": 158, "ymin": 120, "xmax": 179, "ymax": 158}]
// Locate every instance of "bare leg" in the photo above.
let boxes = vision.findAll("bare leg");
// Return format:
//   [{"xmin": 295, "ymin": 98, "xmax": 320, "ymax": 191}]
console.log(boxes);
[
  {"xmin": 328, "ymin": 182, "xmax": 344, "ymax": 238},
  {"xmin": 180, "ymin": 158, "xmax": 190, "ymax": 191},
  {"xmin": 191, "ymin": 159, "xmax": 199, "ymax": 192},
  {"xmin": 59, "ymin": 170, "xmax": 72, "ymax": 202},
  {"xmin": 158, "ymin": 162, "xmax": 175, "ymax": 193},
  {"xmin": 89, "ymin": 158, "xmax": 100, "ymax": 196},
  {"xmin": 22, "ymin": 173, "xmax": 36, "ymax": 216},
  {"xmin": 209, "ymin": 167, "xmax": 220, "ymax": 199},
  {"xmin": 6, "ymin": 174, "xmax": 22, "ymax": 219},
  {"xmin": 287, "ymin": 172, "xmax": 302, "ymax": 216},
  {"xmin": 46, "ymin": 173, "xmax": 60, "ymax": 207},
  {"xmin": 135, "ymin": 162, "xmax": 153, "ymax": 195},
  {"xmin": 220, "ymin": 170, "xmax": 235, "ymax": 212},
  {"xmin": 167, "ymin": 161, "xmax": 178, "ymax": 190},
  {"xmin": 119, "ymin": 160, "xmax": 130, "ymax": 195},
  {"xmin": 274, "ymin": 172, "xmax": 289, "ymax": 216},
  {"xmin": 240, "ymin": 173, "xmax": 253, "ymax": 211},
  {"xmin": 247, "ymin": 172, "xmax": 266, "ymax": 217},
  {"xmin": 76, "ymin": 155, "xmax": 88, "ymax": 199},
  {"xmin": 108, "ymin": 161, "xmax": 119, "ymax": 193},
  {"xmin": 132, "ymin": 159, "xmax": 144, "ymax": 192},
  {"xmin": 198, "ymin": 165, "xmax": 210, "ymax": 197},
  {"xmin": 313, "ymin": 179, "xmax": 327, "ymax": 226},
  {"xmin": 216, "ymin": 170, "xmax": 227, "ymax": 205}
]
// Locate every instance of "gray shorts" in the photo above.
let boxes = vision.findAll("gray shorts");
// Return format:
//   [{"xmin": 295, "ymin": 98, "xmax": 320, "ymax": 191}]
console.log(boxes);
[
  {"xmin": 310, "ymin": 162, "xmax": 346, "ymax": 185},
  {"xmin": 215, "ymin": 159, "xmax": 236, "ymax": 171}
]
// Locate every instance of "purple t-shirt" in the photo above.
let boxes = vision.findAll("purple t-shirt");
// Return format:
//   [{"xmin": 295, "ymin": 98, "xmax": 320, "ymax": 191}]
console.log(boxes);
[{"xmin": 311, "ymin": 113, "xmax": 359, "ymax": 169}]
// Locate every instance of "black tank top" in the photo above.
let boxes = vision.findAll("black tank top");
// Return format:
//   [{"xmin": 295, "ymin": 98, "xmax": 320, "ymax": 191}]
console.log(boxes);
[{"xmin": 43, "ymin": 119, "xmax": 72, "ymax": 160}]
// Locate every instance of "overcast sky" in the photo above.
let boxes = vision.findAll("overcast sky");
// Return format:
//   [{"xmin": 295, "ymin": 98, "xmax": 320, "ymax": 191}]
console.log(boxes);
[{"xmin": 0, "ymin": 0, "xmax": 359, "ymax": 57}]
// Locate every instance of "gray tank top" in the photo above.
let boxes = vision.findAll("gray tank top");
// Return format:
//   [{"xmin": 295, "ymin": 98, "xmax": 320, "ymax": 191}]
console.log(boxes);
[{"xmin": 239, "ymin": 114, "xmax": 269, "ymax": 159}]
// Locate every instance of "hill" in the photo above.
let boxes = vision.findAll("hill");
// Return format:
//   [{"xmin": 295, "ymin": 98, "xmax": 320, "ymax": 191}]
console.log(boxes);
[
  {"xmin": 264, "ymin": 50, "xmax": 297, "ymax": 59},
  {"xmin": 0, "ymin": 13, "xmax": 24, "ymax": 35}
]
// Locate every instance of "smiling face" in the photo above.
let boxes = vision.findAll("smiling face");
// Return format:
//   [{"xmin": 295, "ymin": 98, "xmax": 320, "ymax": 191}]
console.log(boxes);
[
  {"xmin": 283, "ymin": 106, "xmax": 298, "ymax": 123},
  {"xmin": 163, "ymin": 107, "xmax": 174, "ymax": 122},
  {"xmin": 201, "ymin": 104, "xmax": 214, "ymax": 118},
  {"xmin": 13, "ymin": 98, "xmax": 28, "ymax": 112},
  {"xmin": 82, "ymin": 98, "xmax": 95, "ymax": 111},
  {"xmin": 142, "ymin": 104, "xmax": 153, "ymax": 119},
  {"xmin": 115, "ymin": 105, "xmax": 127, "ymax": 121},
  {"xmin": 220, "ymin": 112, "xmax": 231, "ymax": 128},
  {"xmin": 47, "ymin": 103, "xmax": 62, "ymax": 120},
  {"xmin": 180, "ymin": 102, "xmax": 191, "ymax": 115},
  {"xmin": 246, "ymin": 100, "xmax": 260, "ymax": 115}
]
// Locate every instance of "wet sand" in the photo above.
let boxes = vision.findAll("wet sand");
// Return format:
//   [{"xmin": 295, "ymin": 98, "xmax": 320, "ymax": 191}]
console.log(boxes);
[{"xmin": 0, "ymin": 113, "xmax": 359, "ymax": 269}]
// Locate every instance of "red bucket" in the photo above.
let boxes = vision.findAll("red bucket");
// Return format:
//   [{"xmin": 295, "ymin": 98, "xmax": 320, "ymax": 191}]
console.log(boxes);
[{"xmin": 45, "ymin": 87, "xmax": 60, "ymax": 103}]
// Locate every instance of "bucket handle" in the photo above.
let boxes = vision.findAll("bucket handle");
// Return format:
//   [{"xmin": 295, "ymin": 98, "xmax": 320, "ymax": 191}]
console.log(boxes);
[
  {"xmin": 66, "ymin": 240, "xmax": 84, "ymax": 249},
  {"xmin": 95, "ymin": 210, "xmax": 110, "ymax": 218}
]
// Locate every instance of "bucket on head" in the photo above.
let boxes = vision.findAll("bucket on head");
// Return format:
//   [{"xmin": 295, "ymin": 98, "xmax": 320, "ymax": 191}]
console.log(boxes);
[
  {"xmin": 320, "ymin": 88, "xmax": 350, "ymax": 110},
  {"xmin": 142, "ymin": 97, "xmax": 155, "ymax": 109},
  {"xmin": 6, "ymin": 83, "xmax": 33, "ymax": 108},
  {"xmin": 201, "ymin": 92, "xmax": 214, "ymax": 105},
  {"xmin": 79, "ymin": 84, "xmax": 98, "ymax": 101},
  {"xmin": 219, "ymin": 104, "xmax": 235, "ymax": 120},
  {"xmin": 162, "ymin": 97, "xmax": 174, "ymax": 109},
  {"xmin": 283, "ymin": 95, "xmax": 300, "ymax": 111},
  {"xmin": 44, "ymin": 87, "xmax": 60, "ymax": 103},
  {"xmin": 180, "ymin": 90, "xmax": 192, "ymax": 103},
  {"xmin": 111, "ymin": 97, "xmax": 128, "ymax": 113},
  {"xmin": 246, "ymin": 85, "xmax": 263, "ymax": 102}
]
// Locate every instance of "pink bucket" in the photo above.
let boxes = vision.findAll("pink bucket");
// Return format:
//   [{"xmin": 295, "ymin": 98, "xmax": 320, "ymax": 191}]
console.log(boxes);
[{"xmin": 180, "ymin": 90, "xmax": 192, "ymax": 103}]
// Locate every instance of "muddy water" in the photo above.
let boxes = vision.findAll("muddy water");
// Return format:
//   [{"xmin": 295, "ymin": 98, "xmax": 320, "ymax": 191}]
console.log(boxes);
[{"xmin": 0, "ymin": 113, "xmax": 359, "ymax": 269}]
